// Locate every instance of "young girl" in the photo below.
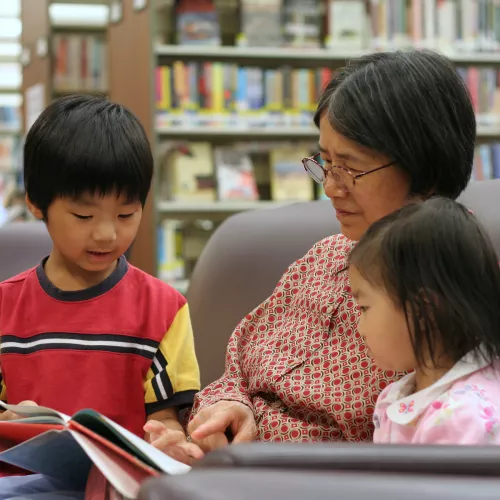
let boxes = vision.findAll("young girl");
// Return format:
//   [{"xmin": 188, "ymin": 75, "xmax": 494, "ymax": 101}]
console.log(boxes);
[{"xmin": 349, "ymin": 197, "xmax": 500, "ymax": 444}]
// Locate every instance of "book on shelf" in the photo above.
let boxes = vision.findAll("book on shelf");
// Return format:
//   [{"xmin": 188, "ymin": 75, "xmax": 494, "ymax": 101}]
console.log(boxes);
[
  {"xmin": 161, "ymin": 0, "xmax": 500, "ymax": 53},
  {"xmin": 237, "ymin": 0, "xmax": 283, "ymax": 47},
  {"xmin": 52, "ymin": 34, "xmax": 107, "ymax": 93},
  {"xmin": 214, "ymin": 146, "xmax": 259, "ymax": 201},
  {"xmin": 158, "ymin": 219, "xmax": 186, "ymax": 284},
  {"xmin": 473, "ymin": 142, "xmax": 500, "ymax": 180},
  {"xmin": 156, "ymin": 61, "xmax": 334, "ymax": 129},
  {"xmin": 162, "ymin": 141, "xmax": 216, "ymax": 201},
  {"xmin": 0, "ymin": 136, "xmax": 21, "ymax": 174},
  {"xmin": 457, "ymin": 66, "xmax": 500, "ymax": 127},
  {"xmin": 326, "ymin": 0, "xmax": 367, "ymax": 50},
  {"xmin": 155, "ymin": 60, "xmax": 500, "ymax": 131},
  {"xmin": 362, "ymin": 0, "xmax": 500, "ymax": 52},
  {"xmin": 176, "ymin": 0, "xmax": 221, "ymax": 46},
  {"xmin": 0, "ymin": 105, "xmax": 20, "ymax": 132},
  {"xmin": 282, "ymin": 0, "xmax": 322, "ymax": 48},
  {"xmin": 270, "ymin": 145, "xmax": 314, "ymax": 201},
  {"xmin": 0, "ymin": 401, "xmax": 190, "ymax": 499}
]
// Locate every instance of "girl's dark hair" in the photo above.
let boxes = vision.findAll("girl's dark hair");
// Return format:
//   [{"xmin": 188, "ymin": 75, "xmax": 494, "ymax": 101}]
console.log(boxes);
[
  {"xmin": 349, "ymin": 197, "xmax": 500, "ymax": 368},
  {"xmin": 24, "ymin": 94, "xmax": 153, "ymax": 218},
  {"xmin": 314, "ymin": 50, "xmax": 476, "ymax": 200}
]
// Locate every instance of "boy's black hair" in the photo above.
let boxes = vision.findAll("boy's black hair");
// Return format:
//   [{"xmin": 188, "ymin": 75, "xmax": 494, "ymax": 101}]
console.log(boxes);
[
  {"xmin": 349, "ymin": 197, "xmax": 500, "ymax": 368},
  {"xmin": 314, "ymin": 50, "xmax": 475, "ymax": 200},
  {"xmin": 24, "ymin": 94, "xmax": 153, "ymax": 217}
]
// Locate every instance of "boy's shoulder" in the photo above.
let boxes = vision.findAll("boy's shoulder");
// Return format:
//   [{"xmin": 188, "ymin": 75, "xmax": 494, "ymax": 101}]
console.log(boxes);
[
  {"xmin": 125, "ymin": 262, "xmax": 186, "ymax": 303},
  {"xmin": 0, "ymin": 266, "xmax": 38, "ymax": 289}
]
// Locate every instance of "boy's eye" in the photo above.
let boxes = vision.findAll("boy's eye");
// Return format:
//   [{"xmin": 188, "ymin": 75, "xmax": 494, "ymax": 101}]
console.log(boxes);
[
  {"xmin": 358, "ymin": 305, "xmax": 368, "ymax": 313},
  {"xmin": 72, "ymin": 213, "xmax": 91, "ymax": 220},
  {"xmin": 118, "ymin": 213, "xmax": 135, "ymax": 219}
]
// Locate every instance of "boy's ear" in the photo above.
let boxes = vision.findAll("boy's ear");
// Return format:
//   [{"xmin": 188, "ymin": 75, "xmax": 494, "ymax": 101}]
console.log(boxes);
[{"xmin": 25, "ymin": 195, "xmax": 44, "ymax": 220}]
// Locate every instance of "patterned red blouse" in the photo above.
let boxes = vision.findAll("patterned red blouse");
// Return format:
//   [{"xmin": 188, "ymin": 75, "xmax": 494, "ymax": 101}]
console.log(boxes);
[{"xmin": 191, "ymin": 234, "xmax": 402, "ymax": 442}]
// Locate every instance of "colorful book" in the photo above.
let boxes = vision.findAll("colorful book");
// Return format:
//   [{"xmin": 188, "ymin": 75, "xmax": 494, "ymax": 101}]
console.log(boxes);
[{"xmin": 0, "ymin": 401, "xmax": 190, "ymax": 499}]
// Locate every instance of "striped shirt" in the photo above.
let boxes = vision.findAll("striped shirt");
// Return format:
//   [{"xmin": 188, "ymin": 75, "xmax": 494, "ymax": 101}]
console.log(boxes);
[{"xmin": 0, "ymin": 256, "xmax": 200, "ymax": 436}]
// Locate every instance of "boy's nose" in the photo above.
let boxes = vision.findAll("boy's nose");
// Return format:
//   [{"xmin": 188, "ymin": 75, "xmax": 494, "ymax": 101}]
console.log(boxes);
[{"xmin": 93, "ymin": 224, "xmax": 117, "ymax": 242}]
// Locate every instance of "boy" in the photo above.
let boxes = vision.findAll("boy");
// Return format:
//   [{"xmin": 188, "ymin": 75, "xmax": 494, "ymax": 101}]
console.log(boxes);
[{"xmin": 0, "ymin": 95, "xmax": 202, "ymax": 493}]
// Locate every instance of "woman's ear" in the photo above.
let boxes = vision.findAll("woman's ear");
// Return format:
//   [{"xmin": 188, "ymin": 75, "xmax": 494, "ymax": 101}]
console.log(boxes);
[{"xmin": 25, "ymin": 195, "xmax": 43, "ymax": 220}]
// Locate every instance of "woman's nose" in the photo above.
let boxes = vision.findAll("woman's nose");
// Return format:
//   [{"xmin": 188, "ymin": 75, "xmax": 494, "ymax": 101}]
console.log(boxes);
[{"xmin": 323, "ymin": 173, "xmax": 347, "ymax": 198}]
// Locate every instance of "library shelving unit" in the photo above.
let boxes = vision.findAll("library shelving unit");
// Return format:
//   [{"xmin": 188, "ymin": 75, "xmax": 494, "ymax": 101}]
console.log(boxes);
[
  {"xmin": 0, "ymin": 3, "xmax": 24, "ymax": 224},
  {"xmin": 97, "ymin": 1, "xmax": 500, "ymax": 290},
  {"xmin": 20, "ymin": 0, "xmax": 108, "ymax": 121}
]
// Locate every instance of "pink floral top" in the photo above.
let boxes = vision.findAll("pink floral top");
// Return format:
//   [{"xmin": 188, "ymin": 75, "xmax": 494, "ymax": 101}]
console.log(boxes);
[
  {"xmin": 190, "ymin": 234, "xmax": 402, "ymax": 442},
  {"xmin": 374, "ymin": 352, "xmax": 500, "ymax": 444}
]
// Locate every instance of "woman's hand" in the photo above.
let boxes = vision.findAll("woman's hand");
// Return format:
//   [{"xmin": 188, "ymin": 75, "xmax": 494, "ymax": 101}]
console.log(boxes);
[
  {"xmin": 187, "ymin": 401, "xmax": 257, "ymax": 452},
  {"xmin": 0, "ymin": 400, "xmax": 38, "ymax": 421},
  {"xmin": 143, "ymin": 419, "xmax": 204, "ymax": 465}
]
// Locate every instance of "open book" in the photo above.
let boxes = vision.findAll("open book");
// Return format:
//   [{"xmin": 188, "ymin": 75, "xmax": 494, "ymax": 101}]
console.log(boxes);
[{"xmin": 0, "ymin": 401, "xmax": 191, "ymax": 498}]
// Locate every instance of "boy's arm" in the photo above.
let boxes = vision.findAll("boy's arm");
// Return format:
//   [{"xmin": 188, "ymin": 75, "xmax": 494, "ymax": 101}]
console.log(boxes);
[
  {"xmin": 147, "ymin": 407, "xmax": 184, "ymax": 432},
  {"xmin": 143, "ymin": 301, "xmax": 200, "ymax": 434}
]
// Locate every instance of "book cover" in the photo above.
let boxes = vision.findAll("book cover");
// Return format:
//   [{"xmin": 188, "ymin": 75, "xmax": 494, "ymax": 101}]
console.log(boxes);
[{"xmin": 0, "ymin": 402, "xmax": 191, "ymax": 499}]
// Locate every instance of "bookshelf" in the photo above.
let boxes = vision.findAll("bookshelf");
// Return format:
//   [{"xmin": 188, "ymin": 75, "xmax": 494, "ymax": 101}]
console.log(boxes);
[
  {"xmin": 0, "ymin": 0, "xmax": 23, "ymax": 225},
  {"xmin": 20, "ymin": 0, "xmax": 109, "ymax": 123},
  {"xmin": 102, "ymin": 0, "xmax": 500, "ymax": 292}
]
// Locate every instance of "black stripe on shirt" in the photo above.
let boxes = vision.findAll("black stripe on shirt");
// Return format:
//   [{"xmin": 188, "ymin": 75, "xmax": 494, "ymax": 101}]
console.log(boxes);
[
  {"xmin": 151, "ymin": 367, "xmax": 175, "ymax": 401},
  {"xmin": 0, "ymin": 332, "xmax": 159, "ymax": 360},
  {"xmin": 145, "ymin": 390, "xmax": 198, "ymax": 415},
  {"xmin": 151, "ymin": 346, "xmax": 168, "ymax": 375}
]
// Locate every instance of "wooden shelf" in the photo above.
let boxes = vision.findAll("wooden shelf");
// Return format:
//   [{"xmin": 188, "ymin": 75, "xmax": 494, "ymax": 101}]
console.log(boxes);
[
  {"xmin": 156, "ymin": 44, "xmax": 500, "ymax": 64},
  {"xmin": 0, "ymin": 88, "xmax": 21, "ymax": 94},
  {"xmin": 0, "ymin": 55, "xmax": 20, "ymax": 63},
  {"xmin": 49, "ymin": 0, "xmax": 108, "ymax": 4},
  {"xmin": 157, "ymin": 200, "xmax": 295, "ymax": 220},
  {"xmin": 53, "ymin": 88, "xmax": 108, "ymax": 96},
  {"xmin": 156, "ymin": 126, "xmax": 319, "ymax": 139},
  {"xmin": 156, "ymin": 44, "xmax": 367, "ymax": 61},
  {"xmin": 0, "ymin": 127, "xmax": 21, "ymax": 135},
  {"xmin": 477, "ymin": 125, "xmax": 500, "ymax": 137},
  {"xmin": 157, "ymin": 124, "xmax": 498, "ymax": 139}
]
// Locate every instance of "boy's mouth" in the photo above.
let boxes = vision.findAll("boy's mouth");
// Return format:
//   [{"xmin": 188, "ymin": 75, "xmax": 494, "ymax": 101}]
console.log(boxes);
[{"xmin": 87, "ymin": 250, "xmax": 112, "ymax": 257}]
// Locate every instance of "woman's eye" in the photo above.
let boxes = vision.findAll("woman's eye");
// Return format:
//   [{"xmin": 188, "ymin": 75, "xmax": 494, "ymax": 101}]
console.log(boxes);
[
  {"xmin": 118, "ymin": 213, "xmax": 134, "ymax": 219},
  {"xmin": 72, "ymin": 213, "xmax": 91, "ymax": 220},
  {"xmin": 358, "ymin": 306, "xmax": 368, "ymax": 313}
]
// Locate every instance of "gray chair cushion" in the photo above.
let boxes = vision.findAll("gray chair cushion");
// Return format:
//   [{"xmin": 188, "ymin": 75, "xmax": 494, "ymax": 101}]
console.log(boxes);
[{"xmin": 0, "ymin": 222, "xmax": 52, "ymax": 282}]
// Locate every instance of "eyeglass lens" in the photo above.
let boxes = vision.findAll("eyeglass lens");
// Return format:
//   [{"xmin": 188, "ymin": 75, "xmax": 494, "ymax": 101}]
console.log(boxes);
[{"xmin": 304, "ymin": 158, "xmax": 352, "ymax": 191}]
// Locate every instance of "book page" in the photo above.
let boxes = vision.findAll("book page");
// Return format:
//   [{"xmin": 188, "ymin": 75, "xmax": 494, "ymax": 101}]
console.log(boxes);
[
  {"xmin": 70, "ymin": 430, "xmax": 147, "ymax": 499},
  {"xmin": 0, "ymin": 401, "xmax": 70, "ymax": 424}
]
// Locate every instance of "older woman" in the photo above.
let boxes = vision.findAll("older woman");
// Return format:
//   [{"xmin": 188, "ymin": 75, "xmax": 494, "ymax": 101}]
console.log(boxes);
[{"xmin": 186, "ymin": 49, "xmax": 476, "ymax": 450}]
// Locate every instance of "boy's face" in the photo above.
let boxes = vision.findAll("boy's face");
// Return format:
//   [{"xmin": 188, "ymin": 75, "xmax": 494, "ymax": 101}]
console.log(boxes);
[
  {"xmin": 348, "ymin": 265, "xmax": 417, "ymax": 373},
  {"xmin": 29, "ymin": 192, "xmax": 142, "ymax": 273}
]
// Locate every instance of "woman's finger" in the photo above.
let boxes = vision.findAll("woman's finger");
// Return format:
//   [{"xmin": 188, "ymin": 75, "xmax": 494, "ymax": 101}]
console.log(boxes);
[{"xmin": 190, "ymin": 411, "xmax": 233, "ymax": 440}]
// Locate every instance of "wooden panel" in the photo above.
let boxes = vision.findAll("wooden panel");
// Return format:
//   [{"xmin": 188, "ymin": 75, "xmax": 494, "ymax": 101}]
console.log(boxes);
[
  {"xmin": 108, "ymin": 0, "xmax": 155, "ymax": 275},
  {"xmin": 21, "ymin": 0, "xmax": 52, "ymax": 131}
]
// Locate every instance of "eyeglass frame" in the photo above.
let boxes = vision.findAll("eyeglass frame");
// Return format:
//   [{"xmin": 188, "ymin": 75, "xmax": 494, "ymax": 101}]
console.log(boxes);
[{"xmin": 302, "ymin": 153, "xmax": 397, "ymax": 191}]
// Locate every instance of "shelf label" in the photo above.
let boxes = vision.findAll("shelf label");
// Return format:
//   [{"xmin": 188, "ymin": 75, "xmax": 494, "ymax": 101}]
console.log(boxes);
[
  {"xmin": 133, "ymin": 0, "xmax": 147, "ymax": 10},
  {"xmin": 36, "ymin": 37, "xmax": 48, "ymax": 58},
  {"xmin": 109, "ymin": 0, "xmax": 123, "ymax": 24}
]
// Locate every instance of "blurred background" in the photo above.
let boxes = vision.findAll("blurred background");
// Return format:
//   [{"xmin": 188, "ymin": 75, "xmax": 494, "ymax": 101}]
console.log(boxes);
[{"xmin": 1, "ymin": 0, "xmax": 500, "ymax": 294}]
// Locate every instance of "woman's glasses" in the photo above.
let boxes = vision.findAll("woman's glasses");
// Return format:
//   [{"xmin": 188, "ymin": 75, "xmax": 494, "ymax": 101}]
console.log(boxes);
[{"xmin": 302, "ymin": 153, "xmax": 396, "ymax": 192}]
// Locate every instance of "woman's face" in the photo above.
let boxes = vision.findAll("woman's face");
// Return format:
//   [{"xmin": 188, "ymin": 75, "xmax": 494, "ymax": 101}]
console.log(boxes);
[{"xmin": 319, "ymin": 115, "xmax": 412, "ymax": 241}]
